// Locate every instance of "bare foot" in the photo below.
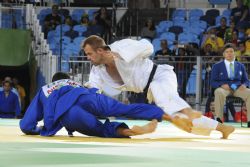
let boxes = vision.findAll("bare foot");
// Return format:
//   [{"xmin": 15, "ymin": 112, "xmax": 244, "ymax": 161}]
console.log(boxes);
[
  {"xmin": 221, "ymin": 125, "xmax": 235, "ymax": 139},
  {"xmin": 131, "ymin": 119, "xmax": 158, "ymax": 135}
]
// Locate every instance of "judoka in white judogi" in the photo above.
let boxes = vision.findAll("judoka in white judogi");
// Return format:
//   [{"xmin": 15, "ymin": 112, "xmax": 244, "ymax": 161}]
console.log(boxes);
[{"xmin": 82, "ymin": 35, "xmax": 235, "ymax": 139}]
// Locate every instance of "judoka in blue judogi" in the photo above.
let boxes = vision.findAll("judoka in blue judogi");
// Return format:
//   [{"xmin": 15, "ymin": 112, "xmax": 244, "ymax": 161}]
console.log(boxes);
[{"xmin": 20, "ymin": 72, "xmax": 169, "ymax": 138}]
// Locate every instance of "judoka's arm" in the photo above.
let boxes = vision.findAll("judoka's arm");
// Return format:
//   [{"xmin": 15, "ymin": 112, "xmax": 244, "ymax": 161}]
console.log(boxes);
[
  {"xmin": 84, "ymin": 66, "xmax": 103, "ymax": 91},
  {"xmin": 19, "ymin": 92, "xmax": 43, "ymax": 135},
  {"xmin": 111, "ymin": 39, "xmax": 154, "ymax": 63}
]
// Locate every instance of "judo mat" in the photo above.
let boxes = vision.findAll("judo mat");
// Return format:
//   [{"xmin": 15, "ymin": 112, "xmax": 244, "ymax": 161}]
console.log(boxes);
[{"xmin": 1, "ymin": 119, "xmax": 250, "ymax": 167}]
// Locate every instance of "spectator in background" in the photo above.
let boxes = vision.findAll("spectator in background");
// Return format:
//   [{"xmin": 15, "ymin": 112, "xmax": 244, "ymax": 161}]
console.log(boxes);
[
  {"xmin": 154, "ymin": 39, "xmax": 173, "ymax": 61},
  {"xmin": 64, "ymin": 16, "xmax": 79, "ymax": 41},
  {"xmin": 141, "ymin": 18, "xmax": 156, "ymax": 42},
  {"xmin": 173, "ymin": 46, "xmax": 191, "ymax": 98},
  {"xmin": 64, "ymin": 15, "xmax": 77, "ymax": 27},
  {"xmin": 80, "ymin": 14, "xmax": 90, "ymax": 26},
  {"xmin": 95, "ymin": 7, "xmax": 112, "ymax": 42},
  {"xmin": 231, "ymin": 0, "xmax": 249, "ymax": 27},
  {"xmin": 83, "ymin": 17, "xmax": 104, "ymax": 37},
  {"xmin": 201, "ymin": 43, "xmax": 219, "ymax": 62},
  {"xmin": 216, "ymin": 17, "xmax": 228, "ymax": 39},
  {"xmin": 43, "ymin": 4, "xmax": 61, "ymax": 38},
  {"xmin": 231, "ymin": 31, "xmax": 240, "ymax": 46},
  {"xmin": 12, "ymin": 77, "xmax": 26, "ymax": 112},
  {"xmin": 235, "ymin": 41, "xmax": 246, "ymax": 61},
  {"xmin": 202, "ymin": 28, "xmax": 225, "ymax": 54},
  {"xmin": 0, "ymin": 80, "xmax": 21, "ymax": 118},
  {"xmin": 0, "ymin": 77, "xmax": 20, "ymax": 99},
  {"xmin": 224, "ymin": 21, "xmax": 238, "ymax": 43}
]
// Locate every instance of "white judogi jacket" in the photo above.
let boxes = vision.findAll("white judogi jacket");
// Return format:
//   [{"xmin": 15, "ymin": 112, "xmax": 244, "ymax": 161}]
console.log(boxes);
[{"xmin": 86, "ymin": 39, "xmax": 190, "ymax": 115}]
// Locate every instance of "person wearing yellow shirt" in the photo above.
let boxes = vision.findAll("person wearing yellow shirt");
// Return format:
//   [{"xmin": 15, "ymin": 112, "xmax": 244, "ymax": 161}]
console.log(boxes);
[{"xmin": 202, "ymin": 28, "xmax": 224, "ymax": 53}]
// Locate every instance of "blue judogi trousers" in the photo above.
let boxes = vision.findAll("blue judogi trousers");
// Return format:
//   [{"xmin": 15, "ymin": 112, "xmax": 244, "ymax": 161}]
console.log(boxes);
[{"xmin": 60, "ymin": 93, "xmax": 164, "ymax": 138}]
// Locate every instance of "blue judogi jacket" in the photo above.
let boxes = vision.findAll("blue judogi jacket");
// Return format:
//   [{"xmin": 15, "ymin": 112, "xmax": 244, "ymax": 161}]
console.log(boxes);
[
  {"xmin": 0, "ymin": 91, "xmax": 21, "ymax": 118},
  {"xmin": 19, "ymin": 79, "xmax": 97, "ymax": 136},
  {"xmin": 211, "ymin": 61, "xmax": 250, "ymax": 89}
]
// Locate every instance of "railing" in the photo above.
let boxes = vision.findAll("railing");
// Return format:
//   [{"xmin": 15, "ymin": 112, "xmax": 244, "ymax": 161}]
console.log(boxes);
[
  {"xmin": 25, "ymin": 4, "xmax": 58, "ymax": 84},
  {"xmin": 64, "ymin": 55, "xmax": 250, "ymax": 111}
]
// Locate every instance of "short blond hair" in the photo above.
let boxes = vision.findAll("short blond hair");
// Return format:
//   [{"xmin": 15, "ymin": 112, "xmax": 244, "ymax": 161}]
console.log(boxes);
[{"xmin": 82, "ymin": 35, "xmax": 106, "ymax": 51}]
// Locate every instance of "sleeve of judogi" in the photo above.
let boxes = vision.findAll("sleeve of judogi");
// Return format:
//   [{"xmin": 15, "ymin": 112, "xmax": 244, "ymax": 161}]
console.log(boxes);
[
  {"xmin": 110, "ymin": 39, "xmax": 154, "ymax": 63},
  {"xmin": 19, "ymin": 91, "xmax": 43, "ymax": 135},
  {"xmin": 85, "ymin": 66, "xmax": 103, "ymax": 90}
]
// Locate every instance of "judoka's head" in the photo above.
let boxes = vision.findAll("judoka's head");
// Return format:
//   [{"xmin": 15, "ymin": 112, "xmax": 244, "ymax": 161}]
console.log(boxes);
[
  {"xmin": 222, "ymin": 43, "xmax": 235, "ymax": 62},
  {"xmin": 52, "ymin": 72, "xmax": 70, "ymax": 82},
  {"xmin": 82, "ymin": 35, "xmax": 111, "ymax": 66}
]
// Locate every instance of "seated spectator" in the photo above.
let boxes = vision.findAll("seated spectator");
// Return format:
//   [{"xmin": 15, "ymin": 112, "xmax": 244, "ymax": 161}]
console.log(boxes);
[
  {"xmin": 83, "ymin": 18, "xmax": 104, "ymax": 37},
  {"xmin": 0, "ymin": 77, "xmax": 20, "ymax": 99},
  {"xmin": 231, "ymin": 0, "xmax": 249, "ymax": 27},
  {"xmin": 173, "ymin": 45, "xmax": 193, "ymax": 98},
  {"xmin": 141, "ymin": 18, "xmax": 156, "ymax": 41},
  {"xmin": 64, "ymin": 16, "xmax": 79, "ymax": 41},
  {"xmin": 235, "ymin": 41, "xmax": 246, "ymax": 61},
  {"xmin": 211, "ymin": 43, "xmax": 250, "ymax": 126},
  {"xmin": 216, "ymin": 17, "xmax": 229, "ymax": 39},
  {"xmin": 95, "ymin": 7, "xmax": 112, "ymax": 42},
  {"xmin": 154, "ymin": 39, "xmax": 173, "ymax": 61},
  {"xmin": 64, "ymin": 15, "xmax": 77, "ymax": 27},
  {"xmin": 201, "ymin": 43, "xmax": 219, "ymax": 62},
  {"xmin": 43, "ymin": 4, "xmax": 62, "ymax": 38},
  {"xmin": 0, "ymin": 80, "xmax": 21, "ymax": 118},
  {"xmin": 238, "ymin": 27, "xmax": 248, "ymax": 41},
  {"xmin": 202, "ymin": 28, "xmax": 225, "ymax": 53},
  {"xmin": 80, "ymin": 14, "xmax": 90, "ymax": 26},
  {"xmin": 224, "ymin": 21, "xmax": 238, "ymax": 43},
  {"xmin": 232, "ymin": 31, "xmax": 240, "ymax": 47},
  {"xmin": 12, "ymin": 77, "xmax": 26, "ymax": 112}
]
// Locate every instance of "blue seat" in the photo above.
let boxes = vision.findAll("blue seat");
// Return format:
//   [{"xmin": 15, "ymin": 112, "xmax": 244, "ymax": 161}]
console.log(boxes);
[
  {"xmin": 184, "ymin": 26, "xmax": 204, "ymax": 37},
  {"xmin": 174, "ymin": 20, "xmax": 189, "ymax": 28},
  {"xmin": 88, "ymin": 9, "xmax": 98, "ymax": 20},
  {"xmin": 189, "ymin": 16, "xmax": 201, "ymax": 22},
  {"xmin": 189, "ymin": 9, "xmax": 204, "ymax": 18},
  {"xmin": 38, "ymin": 8, "xmax": 52, "ymax": 23},
  {"xmin": 152, "ymin": 38, "xmax": 162, "ymax": 55},
  {"xmin": 178, "ymin": 32, "xmax": 200, "ymax": 45},
  {"xmin": 73, "ymin": 36, "xmax": 86, "ymax": 47},
  {"xmin": 172, "ymin": 9, "xmax": 186, "ymax": 19},
  {"xmin": 186, "ymin": 68, "xmax": 206, "ymax": 95},
  {"xmin": 168, "ymin": 26, "xmax": 183, "ymax": 39},
  {"xmin": 215, "ymin": 15, "xmax": 230, "ymax": 26},
  {"xmin": 222, "ymin": 9, "xmax": 231, "ymax": 17},
  {"xmin": 156, "ymin": 20, "xmax": 173, "ymax": 36},
  {"xmin": 208, "ymin": 0, "xmax": 232, "ymax": 8},
  {"xmin": 73, "ymin": 25, "xmax": 88, "ymax": 36},
  {"xmin": 190, "ymin": 20, "xmax": 207, "ymax": 30},
  {"xmin": 159, "ymin": 32, "xmax": 175, "ymax": 42},
  {"xmin": 55, "ymin": 24, "xmax": 71, "ymax": 34},
  {"xmin": 72, "ymin": 9, "xmax": 86, "ymax": 22}
]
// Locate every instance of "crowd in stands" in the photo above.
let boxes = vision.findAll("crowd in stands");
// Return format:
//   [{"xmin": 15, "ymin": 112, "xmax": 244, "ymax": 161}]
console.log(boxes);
[
  {"xmin": 0, "ymin": 76, "xmax": 26, "ymax": 118},
  {"xmin": 152, "ymin": 1, "xmax": 250, "ymax": 63}
]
